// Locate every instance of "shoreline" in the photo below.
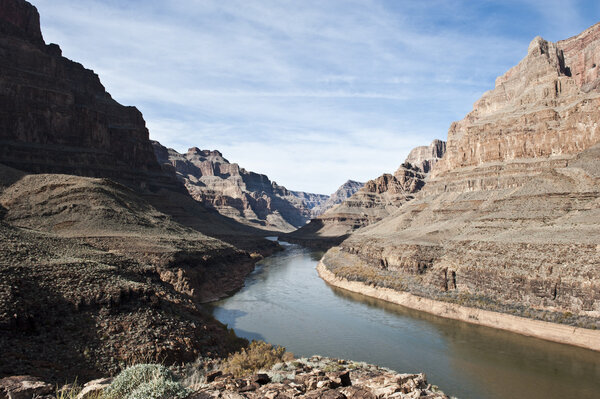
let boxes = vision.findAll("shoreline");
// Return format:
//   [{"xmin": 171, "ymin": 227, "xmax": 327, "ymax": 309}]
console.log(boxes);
[{"xmin": 317, "ymin": 261, "xmax": 600, "ymax": 352}]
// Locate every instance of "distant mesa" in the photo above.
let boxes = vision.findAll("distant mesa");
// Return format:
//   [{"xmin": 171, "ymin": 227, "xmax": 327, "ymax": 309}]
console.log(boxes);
[
  {"xmin": 284, "ymin": 139, "xmax": 446, "ymax": 248},
  {"xmin": 311, "ymin": 180, "xmax": 365, "ymax": 217},
  {"xmin": 152, "ymin": 141, "xmax": 329, "ymax": 232}
]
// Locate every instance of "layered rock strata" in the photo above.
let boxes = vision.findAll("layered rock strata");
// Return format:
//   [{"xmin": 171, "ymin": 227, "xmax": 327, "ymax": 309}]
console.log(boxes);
[
  {"xmin": 0, "ymin": 0, "xmax": 273, "ymax": 382},
  {"xmin": 0, "ymin": 0, "xmax": 174, "ymax": 192},
  {"xmin": 285, "ymin": 142, "xmax": 445, "ymax": 248},
  {"xmin": 405, "ymin": 139, "xmax": 447, "ymax": 173},
  {"xmin": 311, "ymin": 180, "xmax": 365, "ymax": 217},
  {"xmin": 153, "ymin": 142, "xmax": 328, "ymax": 232},
  {"xmin": 321, "ymin": 24, "xmax": 600, "ymax": 343},
  {"xmin": 0, "ymin": 0, "xmax": 277, "ymax": 251}
]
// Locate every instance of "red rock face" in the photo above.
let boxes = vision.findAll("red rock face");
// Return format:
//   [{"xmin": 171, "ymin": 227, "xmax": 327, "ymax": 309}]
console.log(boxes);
[
  {"xmin": 0, "ymin": 0, "xmax": 42, "ymax": 43},
  {"xmin": 434, "ymin": 25, "xmax": 600, "ymax": 176},
  {"xmin": 322, "ymin": 23, "xmax": 600, "ymax": 329},
  {"xmin": 0, "ymin": 0, "xmax": 170, "ymax": 191},
  {"xmin": 559, "ymin": 22, "xmax": 600, "ymax": 91}
]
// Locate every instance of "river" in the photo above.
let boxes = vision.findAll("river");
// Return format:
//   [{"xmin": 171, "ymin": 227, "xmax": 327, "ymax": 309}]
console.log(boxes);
[{"xmin": 211, "ymin": 241, "xmax": 600, "ymax": 399}]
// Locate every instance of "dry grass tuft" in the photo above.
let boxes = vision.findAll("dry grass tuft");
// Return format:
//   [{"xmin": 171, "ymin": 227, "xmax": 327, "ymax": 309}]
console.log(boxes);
[{"xmin": 222, "ymin": 340, "xmax": 294, "ymax": 378}]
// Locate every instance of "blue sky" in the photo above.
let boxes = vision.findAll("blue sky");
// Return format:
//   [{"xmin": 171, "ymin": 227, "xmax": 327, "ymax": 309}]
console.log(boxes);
[{"xmin": 33, "ymin": 0, "xmax": 600, "ymax": 194}]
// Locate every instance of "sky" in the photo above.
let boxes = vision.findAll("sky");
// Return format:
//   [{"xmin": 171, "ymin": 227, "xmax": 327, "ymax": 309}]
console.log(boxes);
[{"xmin": 33, "ymin": 0, "xmax": 600, "ymax": 194}]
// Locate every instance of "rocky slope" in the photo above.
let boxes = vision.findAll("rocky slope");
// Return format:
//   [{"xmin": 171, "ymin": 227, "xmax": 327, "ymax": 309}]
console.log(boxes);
[
  {"xmin": 320, "ymin": 23, "xmax": 600, "ymax": 341},
  {"xmin": 0, "ymin": 356, "xmax": 449, "ymax": 399},
  {"xmin": 311, "ymin": 180, "xmax": 365, "ymax": 217},
  {"xmin": 0, "ymin": 163, "xmax": 258, "ymax": 381},
  {"xmin": 0, "ymin": 0, "xmax": 278, "ymax": 251},
  {"xmin": 0, "ymin": 0, "xmax": 279, "ymax": 382},
  {"xmin": 285, "ymin": 141, "xmax": 445, "ymax": 247},
  {"xmin": 153, "ymin": 142, "xmax": 328, "ymax": 232}
]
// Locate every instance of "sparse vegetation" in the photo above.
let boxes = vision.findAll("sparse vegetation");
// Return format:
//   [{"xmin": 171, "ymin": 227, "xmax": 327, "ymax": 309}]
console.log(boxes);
[
  {"xmin": 104, "ymin": 364, "xmax": 189, "ymax": 399},
  {"xmin": 222, "ymin": 340, "xmax": 294, "ymax": 378}
]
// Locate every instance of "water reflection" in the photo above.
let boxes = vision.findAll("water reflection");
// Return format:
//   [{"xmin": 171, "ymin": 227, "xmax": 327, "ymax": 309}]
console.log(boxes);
[{"xmin": 213, "ymin": 243, "xmax": 600, "ymax": 399}]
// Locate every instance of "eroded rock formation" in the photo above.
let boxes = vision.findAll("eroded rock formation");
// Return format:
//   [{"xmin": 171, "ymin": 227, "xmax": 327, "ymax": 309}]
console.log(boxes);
[
  {"xmin": 405, "ymin": 139, "xmax": 447, "ymax": 173},
  {"xmin": 0, "ymin": 0, "xmax": 272, "ymax": 381},
  {"xmin": 153, "ymin": 142, "xmax": 329, "ymax": 232},
  {"xmin": 311, "ymin": 180, "xmax": 365, "ymax": 217},
  {"xmin": 321, "ymin": 24, "xmax": 600, "ymax": 335},
  {"xmin": 285, "ymin": 142, "xmax": 445, "ymax": 247}
]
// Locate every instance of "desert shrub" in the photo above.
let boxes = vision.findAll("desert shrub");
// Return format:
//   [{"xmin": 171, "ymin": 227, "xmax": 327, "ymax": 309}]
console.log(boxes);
[
  {"xmin": 222, "ymin": 340, "xmax": 293, "ymax": 377},
  {"xmin": 104, "ymin": 364, "xmax": 189, "ymax": 399},
  {"xmin": 126, "ymin": 378, "xmax": 189, "ymax": 399},
  {"xmin": 55, "ymin": 382, "xmax": 82, "ymax": 399}
]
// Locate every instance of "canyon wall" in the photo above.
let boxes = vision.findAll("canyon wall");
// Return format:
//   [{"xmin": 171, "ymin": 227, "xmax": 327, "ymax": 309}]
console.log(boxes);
[
  {"xmin": 321, "ymin": 24, "xmax": 600, "ymax": 334},
  {"xmin": 311, "ymin": 180, "xmax": 365, "ymax": 217},
  {"xmin": 152, "ymin": 142, "xmax": 328, "ymax": 232},
  {"xmin": 285, "ymin": 140, "xmax": 445, "ymax": 246},
  {"xmin": 0, "ymin": 0, "xmax": 177, "ymax": 193},
  {"xmin": 0, "ymin": 0, "xmax": 274, "ymax": 380}
]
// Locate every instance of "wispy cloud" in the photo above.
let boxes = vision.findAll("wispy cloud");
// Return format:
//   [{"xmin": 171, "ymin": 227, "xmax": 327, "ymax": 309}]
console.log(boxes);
[{"xmin": 32, "ymin": 0, "xmax": 598, "ymax": 193}]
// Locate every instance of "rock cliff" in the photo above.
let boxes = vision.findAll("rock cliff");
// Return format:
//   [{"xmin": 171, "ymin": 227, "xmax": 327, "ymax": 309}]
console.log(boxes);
[
  {"xmin": 153, "ymin": 142, "xmax": 328, "ymax": 232},
  {"xmin": 285, "ymin": 142, "xmax": 445, "ymax": 247},
  {"xmin": 405, "ymin": 139, "xmax": 447, "ymax": 173},
  {"xmin": 321, "ymin": 23, "xmax": 600, "ymax": 338},
  {"xmin": 311, "ymin": 180, "xmax": 365, "ymax": 217},
  {"xmin": 0, "ymin": 0, "xmax": 277, "ymax": 381},
  {"xmin": 0, "ymin": 0, "xmax": 175, "ymax": 192}
]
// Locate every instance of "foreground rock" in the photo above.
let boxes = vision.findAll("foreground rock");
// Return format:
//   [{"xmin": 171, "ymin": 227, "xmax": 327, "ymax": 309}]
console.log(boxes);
[
  {"xmin": 0, "ymin": 375, "xmax": 53, "ymax": 399},
  {"xmin": 192, "ymin": 356, "xmax": 448, "ymax": 399},
  {"xmin": 153, "ymin": 143, "xmax": 328, "ymax": 232},
  {"xmin": 321, "ymin": 23, "xmax": 600, "ymax": 344}
]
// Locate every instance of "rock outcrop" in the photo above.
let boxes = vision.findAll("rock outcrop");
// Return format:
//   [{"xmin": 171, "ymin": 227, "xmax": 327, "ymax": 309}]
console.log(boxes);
[
  {"xmin": 153, "ymin": 142, "xmax": 328, "ymax": 232},
  {"xmin": 405, "ymin": 139, "xmax": 447, "ymax": 173},
  {"xmin": 191, "ymin": 356, "xmax": 448, "ymax": 399},
  {"xmin": 0, "ymin": 0, "xmax": 278, "ymax": 251},
  {"xmin": 0, "ymin": 0, "xmax": 174, "ymax": 192},
  {"xmin": 321, "ymin": 23, "xmax": 600, "ymax": 339},
  {"xmin": 311, "ymin": 180, "xmax": 365, "ymax": 217},
  {"xmin": 0, "ymin": 0, "xmax": 275, "ymax": 382},
  {"xmin": 285, "ymin": 143, "xmax": 445, "ymax": 248}
]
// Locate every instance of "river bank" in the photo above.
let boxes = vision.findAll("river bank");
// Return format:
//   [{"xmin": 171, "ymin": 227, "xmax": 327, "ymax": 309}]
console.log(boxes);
[{"xmin": 317, "ymin": 261, "xmax": 600, "ymax": 352}]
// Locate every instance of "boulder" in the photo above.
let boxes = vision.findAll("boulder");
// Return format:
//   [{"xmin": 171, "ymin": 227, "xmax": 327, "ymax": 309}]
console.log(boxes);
[{"xmin": 0, "ymin": 375, "xmax": 53, "ymax": 399}]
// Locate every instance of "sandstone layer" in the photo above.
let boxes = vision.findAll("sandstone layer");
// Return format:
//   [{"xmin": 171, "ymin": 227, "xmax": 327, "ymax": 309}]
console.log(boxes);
[
  {"xmin": 405, "ymin": 139, "xmax": 447, "ymax": 173},
  {"xmin": 318, "ymin": 260, "xmax": 600, "ymax": 351},
  {"xmin": 286, "ymin": 141, "xmax": 445, "ymax": 248},
  {"xmin": 321, "ymin": 24, "xmax": 600, "ymax": 339},
  {"xmin": 153, "ymin": 142, "xmax": 329, "ymax": 232},
  {"xmin": 311, "ymin": 180, "xmax": 365, "ymax": 217}
]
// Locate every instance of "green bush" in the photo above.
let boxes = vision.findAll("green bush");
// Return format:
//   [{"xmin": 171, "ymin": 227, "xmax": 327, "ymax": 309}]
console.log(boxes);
[
  {"xmin": 104, "ymin": 364, "xmax": 189, "ymax": 399},
  {"xmin": 126, "ymin": 378, "xmax": 189, "ymax": 399}
]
